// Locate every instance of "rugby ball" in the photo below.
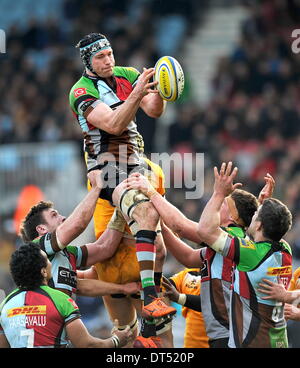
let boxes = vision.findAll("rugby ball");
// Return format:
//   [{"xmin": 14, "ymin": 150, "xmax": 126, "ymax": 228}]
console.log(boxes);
[{"xmin": 154, "ymin": 56, "xmax": 185, "ymax": 102}]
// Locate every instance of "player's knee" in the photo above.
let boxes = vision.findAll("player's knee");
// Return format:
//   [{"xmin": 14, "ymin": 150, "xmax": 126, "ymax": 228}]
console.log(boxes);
[{"xmin": 132, "ymin": 201, "xmax": 159, "ymax": 230}]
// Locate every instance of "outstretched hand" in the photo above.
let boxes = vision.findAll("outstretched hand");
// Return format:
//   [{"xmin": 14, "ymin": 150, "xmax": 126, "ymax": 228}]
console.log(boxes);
[
  {"xmin": 213, "ymin": 162, "xmax": 242, "ymax": 197},
  {"xmin": 258, "ymin": 173, "xmax": 275, "ymax": 204},
  {"xmin": 134, "ymin": 67, "xmax": 159, "ymax": 98}
]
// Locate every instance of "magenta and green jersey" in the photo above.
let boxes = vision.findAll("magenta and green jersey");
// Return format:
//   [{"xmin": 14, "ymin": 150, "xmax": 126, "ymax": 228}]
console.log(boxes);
[
  {"xmin": 33, "ymin": 233, "xmax": 88, "ymax": 296},
  {"xmin": 69, "ymin": 67, "xmax": 144, "ymax": 170},
  {"xmin": 0, "ymin": 285, "xmax": 80, "ymax": 348},
  {"xmin": 221, "ymin": 236, "xmax": 292, "ymax": 348},
  {"xmin": 199, "ymin": 225, "xmax": 246, "ymax": 341}
]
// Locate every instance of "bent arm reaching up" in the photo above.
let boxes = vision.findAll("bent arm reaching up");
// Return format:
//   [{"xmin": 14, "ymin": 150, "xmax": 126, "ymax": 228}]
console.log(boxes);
[
  {"xmin": 55, "ymin": 170, "xmax": 102, "ymax": 248},
  {"xmin": 125, "ymin": 173, "xmax": 201, "ymax": 243},
  {"xmin": 197, "ymin": 162, "xmax": 242, "ymax": 252},
  {"xmin": 161, "ymin": 223, "xmax": 202, "ymax": 268},
  {"xmin": 86, "ymin": 68, "xmax": 159, "ymax": 135}
]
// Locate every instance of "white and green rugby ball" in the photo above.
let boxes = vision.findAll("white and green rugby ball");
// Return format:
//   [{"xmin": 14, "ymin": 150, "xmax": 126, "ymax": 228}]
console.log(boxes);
[{"xmin": 154, "ymin": 56, "xmax": 185, "ymax": 102}]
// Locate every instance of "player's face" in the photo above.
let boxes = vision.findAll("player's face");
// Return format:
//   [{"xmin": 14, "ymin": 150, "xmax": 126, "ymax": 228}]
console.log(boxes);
[
  {"xmin": 247, "ymin": 206, "xmax": 261, "ymax": 238},
  {"xmin": 42, "ymin": 208, "xmax": 66, "ymax": 232},
  {"xmin": 91, "ymin": 48, "xmax": 115, "ymax": 78}
]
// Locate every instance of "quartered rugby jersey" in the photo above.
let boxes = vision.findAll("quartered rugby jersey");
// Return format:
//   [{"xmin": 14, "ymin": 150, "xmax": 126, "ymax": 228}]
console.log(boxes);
[
  {"xmin": 199, "ymin": 225, "xmax": 245, "ymax": 341},
  {"xmin": 69, "ymin": 67, "xmax": 144, "ymax": 170},
  {"xmin": 0, "ymin": 286, "xmax": 80, "ymax": 347},
  {"xmin": 170, "ymin": 268, "xmax": 209, "ymax": 348},
  {"xmin": 222, "ymin": 236, "xmax": 292, "ymax": 348},
  {"xmin": 33, "ymin": 233, "xmax": 87, "ymax": 296}
]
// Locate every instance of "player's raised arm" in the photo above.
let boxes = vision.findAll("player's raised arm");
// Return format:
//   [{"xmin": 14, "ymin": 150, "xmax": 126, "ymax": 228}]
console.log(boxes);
[
  {"xmin": 87, "ymin": 68, "xmax": 158, "ymax": 135},
  {"xmin": 125, "ymin": 173, "xmax": 201, "ymax": 243},
  {"xmin": 55, "ymin": 170, "xmax": 102, "ymax": 247},
  {"xmin": 161, "ymin": 223, "xmax": 202, "ymax": 268},
  {"xmin": 197, "ymin": 162, "xmax": 242, "ymax": 250}
]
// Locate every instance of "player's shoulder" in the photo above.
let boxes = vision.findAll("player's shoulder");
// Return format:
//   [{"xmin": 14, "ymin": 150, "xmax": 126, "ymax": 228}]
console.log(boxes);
[
  {"xmin": 69, "ymin": 75, "xmax": 97, "ymax": 101},
  {"xmin": 114, "ymin": 66, "xmax": 140, "ymax": 83},
  {"xmin": 280, "ymin": 239, "xmax": 292, "ymax": 255},
  {"xmin": 40, "ymin": 286, "xmax": 78, "ymax": 307}
]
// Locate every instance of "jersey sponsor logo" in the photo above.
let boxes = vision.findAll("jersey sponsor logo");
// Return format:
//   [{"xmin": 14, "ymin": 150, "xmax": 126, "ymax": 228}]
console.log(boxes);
[
  {"xmin": 57, "ymin": 266, "xmax": 77, "ymax": 288},
  {"xmin": 267, "ymin": 265, "xmax": 292, "ymax": 276},
  {"xmin": 7, "ymin": 305, "xmax": 46, "ymax": 317},
  {"xmin": 74, "ymin": 87, "xmax": 87, "ymax": 98},
  {"xmin": 240, "ymin": 238, "xmax": 256, "ymax": 249}
]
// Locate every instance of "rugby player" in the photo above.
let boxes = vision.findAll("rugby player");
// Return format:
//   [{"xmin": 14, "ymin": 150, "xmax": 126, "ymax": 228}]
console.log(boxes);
[
  {"xmin": 69, "ymin": 32, "xmax": 176, "ymax": 346},
  {"xmin": 197, "ymin": 162, "xmax": 292, "ymax": 348},
  {"xmin": 125, "ymin": 171, "xmax": 273, "ymax": 347},
  {"xmin": 80, "ymin": 159, "xmax": 173, "ymax": 348},
  {"xmin": 20, "ymin": 170, "xmax": 140, "ymax": 298},
  {"xmin": 0, "ymin": 243, "xmax": 133, "ymax": 348}
]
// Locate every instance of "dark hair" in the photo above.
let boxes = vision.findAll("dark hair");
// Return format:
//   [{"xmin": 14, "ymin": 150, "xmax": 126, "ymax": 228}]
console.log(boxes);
[
  {"xmin": 257, "ymin": 198, "xmax": 292, "ymax": 241},
  {"xmin": 20, "ymin": 201, "xmax": 53, "ymax": 242},
  {"xmin": 10, "ymin": 243, "xmax": 47, "ymax": 290},
  {"xmin": 75, "ymin": 33, "xmax": 108, "ymax": 49},
  {"xmin": 231, "ymin": 189, "xmax": 259, "ymax": 227}
]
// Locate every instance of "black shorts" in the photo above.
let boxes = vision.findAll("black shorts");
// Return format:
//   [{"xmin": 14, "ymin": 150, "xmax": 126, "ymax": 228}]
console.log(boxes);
[{"xmin": 88, "ymin": 161, "xmax": 146, "ymax": 203}]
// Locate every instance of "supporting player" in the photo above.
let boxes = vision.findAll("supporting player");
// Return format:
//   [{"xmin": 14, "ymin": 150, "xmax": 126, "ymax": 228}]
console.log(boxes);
[
  {"xmin": 84, "ymin": 158, "xmax": 173, "ymax": 348},
  {"xmin": 126, "ymin": 171, "xmax": 274, "ymax": 347},
  {"xmin": 19, "ymin": 170, "xmax": 139, "ymax": 298},
  {"xmin": 197, "ymin": 162, "xmax": 292, "ymax": 348},
  {"xmin": 0, "ymin": 243, "xmax": 133, "ymax": 348}
]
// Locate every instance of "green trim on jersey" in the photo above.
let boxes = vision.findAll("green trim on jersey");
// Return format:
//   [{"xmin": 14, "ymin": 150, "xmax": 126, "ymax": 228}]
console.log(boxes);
[
  {"xmin": 223, "ymin": 225, "xmax": 245, "ymax": 238},
  {"xmin": 235, "ymin": 238, "xmax": 292, "ymax": 272},
  {"xmin": 69, "ymin": 66, "xmax": 140, "ymax": 115},
  {"xmin": 114, "ymin": 66, "xmax": 140, "ymax": 85},
  {"xmin": 69, "ymin": 77, "xmax": 99, "ymax": 114},
  {"xmin": 39, "ymin": 285, "xmax": 79, "ymax": 318}
]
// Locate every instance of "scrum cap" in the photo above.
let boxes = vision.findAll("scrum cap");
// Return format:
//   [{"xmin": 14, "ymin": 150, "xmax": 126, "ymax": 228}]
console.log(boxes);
[{"xmin": 76, "ymin": 33, "xmax": 111, "ymax": 73}]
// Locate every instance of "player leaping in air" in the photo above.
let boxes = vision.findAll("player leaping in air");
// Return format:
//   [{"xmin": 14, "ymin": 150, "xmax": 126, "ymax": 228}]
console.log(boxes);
[{"xmin": 68, "ymin": 32, "xmax": 176, "ymax": 332}]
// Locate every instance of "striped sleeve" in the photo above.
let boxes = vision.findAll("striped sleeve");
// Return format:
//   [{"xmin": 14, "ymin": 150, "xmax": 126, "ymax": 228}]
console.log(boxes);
[
  {"xmin": 37, "ymin": 232, "xmax": 60, "ymax": 256},
  {"xmin": 222, "ymin": 236, "xmax": 240, "ymax": 265}
]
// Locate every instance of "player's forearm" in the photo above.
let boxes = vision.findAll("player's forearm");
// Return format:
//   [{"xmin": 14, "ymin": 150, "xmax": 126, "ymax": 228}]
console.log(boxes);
[
  {"xmin": 93, "ymin": 91, "xmax": 143, "ymax": 135},
  {"xmin": 141, "ymin": 93, "xmax": 166, "ymax": 118},
  {"xmin": 56, "ymin": 187, "xmax": 100, "ymax": 246},
  {"xmin": 197, "ymin": 192, "xmax": 224, "ymax": 245},
  {"xmin": 284, "ymin": 290, "xmax": 300, "ymax": 304},
  {"xmin": 85, "ymin": 229, "xmax": 123, "ymax": 267},
  {"xmin": 162, "ymin": 225, "xmax": 201, "ymax": 268},
  {"xmin": 76, "ymin": 279, "xmax": 126, "ymax": 297},
  {"xmin": 176, "ymin": 294, "xmax": 202, "ymax": 312},
  {"xmin": 0, "ymin": 334, "xmax": 10, "ymax": 348},
  {"xmin": 151, "ymin": 194, "xmax": 200, "ymax": 242}
]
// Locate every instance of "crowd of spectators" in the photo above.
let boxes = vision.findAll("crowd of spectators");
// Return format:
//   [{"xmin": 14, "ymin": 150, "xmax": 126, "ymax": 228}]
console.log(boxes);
[{"xmin": 1, "ymin": 0, "xmax": 300, "ymax": 345}]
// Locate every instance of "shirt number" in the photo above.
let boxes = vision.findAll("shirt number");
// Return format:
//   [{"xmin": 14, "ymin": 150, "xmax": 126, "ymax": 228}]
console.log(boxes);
[{"xmin": 21, "ymin": 329, "xmax": 34, "ymax": 348}]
